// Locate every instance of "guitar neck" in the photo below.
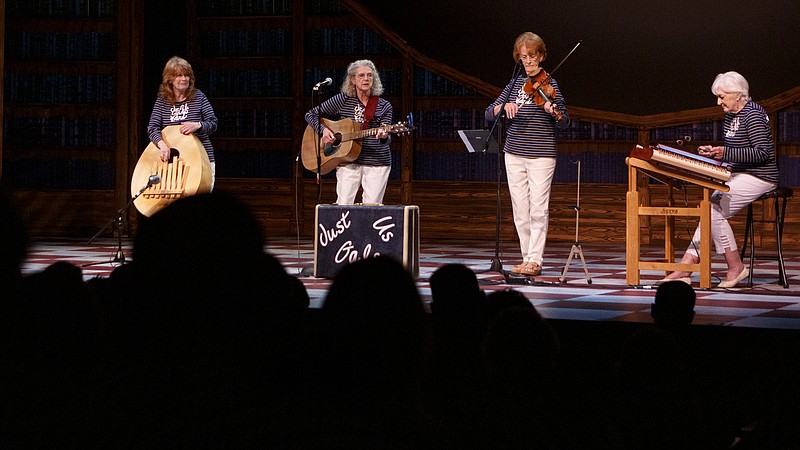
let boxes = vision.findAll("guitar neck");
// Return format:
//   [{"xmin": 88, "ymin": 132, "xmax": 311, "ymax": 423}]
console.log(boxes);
[{"xmin": 342, "ymin": 126, "xmax": 385, "ymax": 142}]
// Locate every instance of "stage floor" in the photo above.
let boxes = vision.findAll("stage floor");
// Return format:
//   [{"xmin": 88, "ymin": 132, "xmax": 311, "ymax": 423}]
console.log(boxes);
[{"xmin": 21, "ymin": 238, "xmax": 800, "ymax": 330}]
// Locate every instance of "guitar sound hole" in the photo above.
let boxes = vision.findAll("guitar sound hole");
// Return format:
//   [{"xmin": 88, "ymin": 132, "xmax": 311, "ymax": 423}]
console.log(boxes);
[{"xmin": 323, "ymin": 134, "xmax": 342, "ymax": 157}]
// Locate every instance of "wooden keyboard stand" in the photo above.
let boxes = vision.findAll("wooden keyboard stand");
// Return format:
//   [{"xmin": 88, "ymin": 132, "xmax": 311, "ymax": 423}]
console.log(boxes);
[{"xmin": 626, "ymin": 157, "xmax": 730, "ymax": 289}]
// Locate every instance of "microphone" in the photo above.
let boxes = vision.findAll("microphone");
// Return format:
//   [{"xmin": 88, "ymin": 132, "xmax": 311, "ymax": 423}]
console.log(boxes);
[
  {"xmin": 313, "ymin": 77, "xmax": 333, "ymax": 91},
  {"xmin": 133, "ymin": 174, "xmax": 162, "ymax": 199}
]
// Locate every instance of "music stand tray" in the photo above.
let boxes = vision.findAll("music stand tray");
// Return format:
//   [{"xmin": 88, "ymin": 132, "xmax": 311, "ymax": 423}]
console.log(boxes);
[{"xmin": 458, "ymin": 129, "xmax": 499, "ymax": 154}]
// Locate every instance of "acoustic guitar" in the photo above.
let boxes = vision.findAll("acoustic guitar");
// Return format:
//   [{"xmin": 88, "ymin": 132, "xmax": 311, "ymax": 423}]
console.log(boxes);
[
  {"xmin": 131, "ymin": 125, "xmax": 212, "ymax": 217},
  {"xmin": 301, "ymin": 117, "xmax": 413, "ymax": 175}
]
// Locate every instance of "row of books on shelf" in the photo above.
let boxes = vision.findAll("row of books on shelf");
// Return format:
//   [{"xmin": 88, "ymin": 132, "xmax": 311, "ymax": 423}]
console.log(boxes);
[
  {"xmin": 559, "ymin": 120, "xmax": 638, "ymax": 141},
  {"xmin": 196, "ymin": 0, "xmax": 350, "ymax": 17},
  {"xmin": 4, "ymin": 160, "xmax": 114, "ymax": 190},
  {"xmin": 5, "ymin": 74, "xmax": 116, "ymax": 104},
  {"xmin": 202, "ymin": 67, "xmax": 407, "ymax": 98},
  {"xmin": 409, "ymin": 112, "xmax": 641, "ymax": 142},
  {"xmin": 413, "ymin": 109, "xmax": 487, "ymax": 140},
  {"xmin": 411, "ymin": 152, "xmax": 632, "ymax": 183},
  {"xmin": 413, "ymin": 152, "xmax": 501, "ymax": 182},
  {"xmin": 6, "ymin": 32, "xmax": 117, "ymax": 61},
  {"xmin": 305, "ymin": 28, "xmax": 397, "ymax": 56},
  {"xmin": 777, "ymin": 109, "xmax": 800, "ymax": 142},
  {"xmin": 305, "ymin": 0, "xmax": 348, "ymax": 15},
  {"xmin": 6, "ymin": 0, "xmax": 116, "ymax": 17},
  {"xmin": 199, "ymin": 29, "xmax": 290, "ymax": 57},
  {"xmin": 197, "ymin": 0, "xmax": 292, "ymax": 16},
  {"xmin": 216, "ymin": 109, "xmax": 293, "ymax": 137},
  {"xmin": 414, "ymin": 69, "xmax": 479, "ymax": 97},
  {"xmin": 4, "ymin": 117, "xmax": 115, "ymax": 148},
  {"xmin": 302, "ymin": 67, "xmax": 402, "ymax": 96},
  {"xmin": 202, "ymin": 69, "xmax": 291, "ymax": 97},
  {"xmin": 217, "ymin": 148, "xmax": 294, "ymax": 179},
  {"xmin": 648, "ymin": 121, "xmax": 722, "ymax": 143}
]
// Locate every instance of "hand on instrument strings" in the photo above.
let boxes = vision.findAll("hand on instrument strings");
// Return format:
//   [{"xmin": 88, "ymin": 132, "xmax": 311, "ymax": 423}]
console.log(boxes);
[
  {"xmin": 321, "ymin": 127, "xmax": 336, "ymax": 144},
  {"xmin": 375, "ymin": 126, "xmax": 389, "ymax": 140},
  {"xmin": 158, "ymin": 142, "xmax": 170, "ymax": 162},
  {"xmin": 698, "ymin": 145, "xmax": 724, "ymax": 159},
  {"xmin": 180, "ymin": 121, "xmax": 201, "ymax": 135}
]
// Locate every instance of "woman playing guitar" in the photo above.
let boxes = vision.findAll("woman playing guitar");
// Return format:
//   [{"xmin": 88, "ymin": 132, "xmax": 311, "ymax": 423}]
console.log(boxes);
[{"xmin": 303, "ymin": 59, "xmax": 394, "ymax": 205}]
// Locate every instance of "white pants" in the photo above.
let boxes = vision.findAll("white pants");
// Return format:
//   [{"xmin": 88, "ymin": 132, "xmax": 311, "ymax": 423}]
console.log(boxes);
[
  {"xmin": 210, "ymin": 162, "xmax": 216, "ymax": 192},
  {"xmin": 505, "ymin": 153, "xmax": 557, "ymax": 265},
  {"xmin": 686, "ymin": 173, "xmax": 776, "ymax": 257},
  {"xmin": 335, "ymin": 164, "xmax": 390, "ymax": 205}
]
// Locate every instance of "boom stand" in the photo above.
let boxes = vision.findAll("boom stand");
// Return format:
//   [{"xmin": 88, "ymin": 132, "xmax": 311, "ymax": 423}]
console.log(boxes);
[
  {"xmin": 296, "ymin": 83, "xmax": 327, "ymax": 278},
  {"xmin": 559, "ymin": 159, "xmax": 592, "ymax": 284},
  {"xmin": 82, "ymin": 177, "xmax": 155, "ymax": 267},
  {"xmin": 478, "ymin": 60, "xmax": 523, "ymax": 279}
]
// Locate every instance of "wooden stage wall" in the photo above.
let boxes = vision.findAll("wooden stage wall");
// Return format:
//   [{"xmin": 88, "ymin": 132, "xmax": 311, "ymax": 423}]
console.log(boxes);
[
  {"xmin": 10, "ymin": 178, "xmax": 798, "ymax": 250},
  {"xmin": 217, "ymin": 178, "xmax": 799, "ymax": 249}
]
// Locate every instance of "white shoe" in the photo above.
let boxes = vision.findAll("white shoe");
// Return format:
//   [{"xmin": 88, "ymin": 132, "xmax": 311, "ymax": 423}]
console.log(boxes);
[{"xmin": 717, "ymin": 267, "xmax": 749, "ymax": 288}]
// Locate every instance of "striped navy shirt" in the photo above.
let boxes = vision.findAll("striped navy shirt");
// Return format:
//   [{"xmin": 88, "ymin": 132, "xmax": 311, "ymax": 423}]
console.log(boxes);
[
  {"xmin": 485, "ymin": 75, "xmax": 570, "ymax": 158},
  {"xmin": 305, "ymin": 93, "xmax": 393, "ymax": 167},
  {"xmin": 722, "ymin": 101, "xmax": 780, "ymax": 184},
  {"xmin": 147, "ymin": 89, "xmax": 218, "ymax": 163}
]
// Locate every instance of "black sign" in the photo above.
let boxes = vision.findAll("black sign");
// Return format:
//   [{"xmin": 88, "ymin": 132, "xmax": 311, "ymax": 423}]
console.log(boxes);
[{"xmin": 313, "ymin": 204, "xmax": 420, "ymax": 278}]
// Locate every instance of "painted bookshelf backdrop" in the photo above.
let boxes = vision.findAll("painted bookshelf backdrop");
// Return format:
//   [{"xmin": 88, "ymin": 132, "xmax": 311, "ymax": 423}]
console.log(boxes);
[
  {"xmin": 3, "ymin": 0, "xmax": 797, "ymax": 242},
  {"xmin": 4, "ymin": 0, "xmax": 119, "ymax": 190}
]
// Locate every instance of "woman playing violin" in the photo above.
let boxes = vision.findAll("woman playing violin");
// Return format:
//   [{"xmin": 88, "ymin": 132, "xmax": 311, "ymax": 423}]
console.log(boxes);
[{"xmin": 485, "ymin": 32, "xmax": 570, "ymax": 277}]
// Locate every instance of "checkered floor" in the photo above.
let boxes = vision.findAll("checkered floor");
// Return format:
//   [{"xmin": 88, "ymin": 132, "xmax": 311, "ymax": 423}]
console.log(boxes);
[{"xmin": 21, "ymin": 238, "xmax": 800, "ymax": 330}]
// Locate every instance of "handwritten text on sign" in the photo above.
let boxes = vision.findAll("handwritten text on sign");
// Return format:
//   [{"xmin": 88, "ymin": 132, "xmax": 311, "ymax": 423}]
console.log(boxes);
[
  {"xmin": 316, "ymin": 205, "xmax": 418, "ymax": 276},
  {"xmin": 318, "ymin": 211, "xmax": 397, "ymax": 264}
]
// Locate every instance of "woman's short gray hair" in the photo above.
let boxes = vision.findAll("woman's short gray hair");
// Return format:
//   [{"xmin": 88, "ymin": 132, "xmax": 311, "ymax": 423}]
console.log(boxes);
[{"xmin": 711, "ymin": 71, "xmax": 750, "ymax": 101}]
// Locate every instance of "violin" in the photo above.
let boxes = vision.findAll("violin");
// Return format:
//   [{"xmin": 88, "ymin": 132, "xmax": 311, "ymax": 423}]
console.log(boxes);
[{"xmin": 523, "ymin": 69, "xmax": 564, "ymax": 121}]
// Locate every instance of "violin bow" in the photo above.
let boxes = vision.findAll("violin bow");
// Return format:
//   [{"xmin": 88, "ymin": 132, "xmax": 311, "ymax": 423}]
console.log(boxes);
[{"xmin": 548, "ymin": 40, "xmax": 582, "ymax": 77}]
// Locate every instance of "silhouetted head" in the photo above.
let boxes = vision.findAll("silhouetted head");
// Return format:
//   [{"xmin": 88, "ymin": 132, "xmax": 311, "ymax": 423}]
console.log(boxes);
[
  {"xmin": 651, "ymin": 281, "xmax": 696, "ymax": 328},
  {"xmin": 482, "ymin": 305, "xmax": 559, "ymax": 382},
  {"xmin": 319, "ymin": 256, "xmax": 426, "ymax": 389},
  {"xmin": 484, "ymin": 288, "xmax": 534, "ymax": 326},
  {"xmin": 429, "ymin": 263, "xmax": 485, "ymax": 317},
  {"xmin": 133, "ymin": 190, "xmax": 267, "ymax": 292}
]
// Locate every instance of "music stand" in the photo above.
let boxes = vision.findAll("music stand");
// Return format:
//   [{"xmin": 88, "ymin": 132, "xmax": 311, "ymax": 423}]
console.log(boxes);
[
  {"xmin": 459, "ymin": 127, "xmax": 514, "ymax": 285},
  {"xmin": 458, "ymin": 129, "xmax": 499, "ymax": 154}
]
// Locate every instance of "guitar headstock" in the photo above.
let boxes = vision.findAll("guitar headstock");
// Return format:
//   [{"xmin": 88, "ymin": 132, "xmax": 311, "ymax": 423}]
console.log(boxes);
[{"xmin": 387, "ymin": 121, "xmax": 415, "ymax": 135}]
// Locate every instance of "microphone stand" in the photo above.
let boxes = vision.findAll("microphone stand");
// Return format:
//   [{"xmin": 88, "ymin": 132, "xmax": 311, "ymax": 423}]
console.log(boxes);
[
  {"xmin": 296, "ymin": 82, "xmax": 328, "ymax": 277},
  {"xmin": 312, "ymin": 83, "xmax": 326, "ymax": 205},
  {"xmin": 477, "ymin": 60, "xmax": 523, "ymax": 281},
  {"xmin": 82, "ymin": 178, "xmax": 155, "ymax": 267}
]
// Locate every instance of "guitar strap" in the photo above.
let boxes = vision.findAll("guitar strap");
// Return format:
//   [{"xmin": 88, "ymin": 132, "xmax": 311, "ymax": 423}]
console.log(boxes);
[{"xmin": 362, "ymin": 96, "xmax": 379, "ymax": 127}]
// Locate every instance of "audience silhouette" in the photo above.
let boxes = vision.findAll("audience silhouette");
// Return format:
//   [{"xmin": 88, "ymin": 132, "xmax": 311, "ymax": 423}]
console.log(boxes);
[
  {"xmin": 298, "ymin": 255, "xmax": 434, "ymax": 448},
  {"xmin": 2, "ymin": 184, "xmax": 797, "ymax": 449},
  {"xmin": 480, "ymin": 291, "xmax": 584, "ymax": 449},
  {"xmin": 426, "ymin": 264, "xmax": 487, "ymax": 448}
]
